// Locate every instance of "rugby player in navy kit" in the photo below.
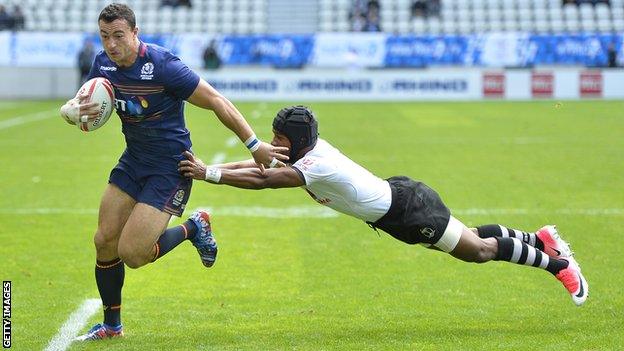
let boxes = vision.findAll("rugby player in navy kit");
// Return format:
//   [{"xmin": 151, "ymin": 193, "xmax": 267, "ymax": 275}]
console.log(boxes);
[
  {"xmin": 180, "ymin": 106, "xmax": 589, "ymax": 307},
  {"xmin": 59, "ymin": 3, "xmax": 288, "ymax": 341}
]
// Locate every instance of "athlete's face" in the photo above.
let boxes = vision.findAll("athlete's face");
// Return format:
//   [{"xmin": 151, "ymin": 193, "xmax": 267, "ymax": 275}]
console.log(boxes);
[
  {"xmin": 98, "ymin": 19, "xmax": 139, "ymax": 67},
  {"xmin": 271, "ymin": 130, "xmax": 291, "ymax": 156}
]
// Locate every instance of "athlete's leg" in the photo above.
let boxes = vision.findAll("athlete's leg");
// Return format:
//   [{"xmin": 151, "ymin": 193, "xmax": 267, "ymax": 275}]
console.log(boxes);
[
  {"xmin": 90, "ymin": 184, "xmax": 135, "ymax": 337},
  {"xmin": 441, "ymin": 220, "xmax": 587, "ymax": 305},
  {"xmin": 94, "ymin": 184, "xmax": 136, "ymax": 260},
  {"xmin": 470, "ymin": 225, "xmax": 573, "ymax": 258},
  {"xmin": 450, "ymin": 224, "xmax": 566, "ymax": 271},
  {"xmin": 116, "ymin": 203, "xmax": 172, "ymax": 269}
]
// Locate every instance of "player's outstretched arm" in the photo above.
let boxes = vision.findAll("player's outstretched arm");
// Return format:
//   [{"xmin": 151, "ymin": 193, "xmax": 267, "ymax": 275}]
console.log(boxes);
[
  {"xmin": 179, "ymin": 151, "xmax": 304, "ymax": 189},
  {"xmin": 186, "ymin": 79, "xmax": 289, "ymax": 170}
]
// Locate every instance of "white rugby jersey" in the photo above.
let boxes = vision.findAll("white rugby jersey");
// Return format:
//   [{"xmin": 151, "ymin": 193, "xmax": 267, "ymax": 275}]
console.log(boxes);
[{"xmin": 292, "ymin": 139, "xmax": 392, "ymax": 222}]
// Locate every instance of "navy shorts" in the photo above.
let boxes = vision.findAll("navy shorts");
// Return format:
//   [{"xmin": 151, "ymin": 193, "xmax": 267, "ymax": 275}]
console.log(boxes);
[{"xmin": 109, "ymin": 150, "xmax": 192, "ymax": 217}]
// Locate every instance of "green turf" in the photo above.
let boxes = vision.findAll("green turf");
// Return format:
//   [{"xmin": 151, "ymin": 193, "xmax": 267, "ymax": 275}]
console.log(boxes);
[{"xmin": 1, "ymin": 100, "xmax": 623, "ymax": 350}]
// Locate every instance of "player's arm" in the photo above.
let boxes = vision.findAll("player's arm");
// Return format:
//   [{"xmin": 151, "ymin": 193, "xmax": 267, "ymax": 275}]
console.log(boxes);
[
  {"xmin": 179, "ymin": 151, "xmax": 304, "ymax": 189},
  {"xmin": 212, "ymin": 158, "xmax": 258, "ymax": 170},
  {"xmin": 186, "ymin": 79, "xmax": 289, "ymax": 170}
]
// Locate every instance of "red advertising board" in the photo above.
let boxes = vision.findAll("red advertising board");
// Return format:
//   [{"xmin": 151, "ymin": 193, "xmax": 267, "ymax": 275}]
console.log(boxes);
[
  {"xmin": 531, "ymin": 72, "xmax": 554, "ymax": 98},
  {"xmin": 580, "ymin": 71, "xmax": 602, "ymax": 97},
  {"xmin": 483, "ymin": 73, "xmax": 505, "ymax": 98}
]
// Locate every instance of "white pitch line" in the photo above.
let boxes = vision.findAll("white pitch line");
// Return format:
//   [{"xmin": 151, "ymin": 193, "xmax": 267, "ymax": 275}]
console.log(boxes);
[
  {"xmin": 210, "ymin": 152, "xmax": 226, "ymax": 165},
  {"xmin": 44, "ymin": 298, "xmax": 101, "ymax": 351},
  {"xmin": 190, "ymin": 206, "xmax": 339, "ymax": 218},
  {"xmin": 0, "ymin": 207, "xmax": 623, "ymax": 217},
  {"xmin": 225, "ymin": 136, "xmax": 239, "ymax": 148},
  {"xmin": 0, "ymin": 109, "xmax": 58, "ymax": 130}
]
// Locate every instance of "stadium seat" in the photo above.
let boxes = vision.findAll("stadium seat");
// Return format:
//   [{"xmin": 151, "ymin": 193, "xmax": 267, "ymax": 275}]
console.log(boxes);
[
  {"xmin": 534, "ymin": 19, "xmax": 550, "ymax": 33},
  {"xmin": 473, "ymin": 20, "xmax": 488, "ymax": 32},
  {"xmin": 613, "ymin": 18, "xmax": 624, "ymax": 31},
  {"xmin": 6, "ymin": 0, "xmax": 622, "ymax": 35},
  {"xmin": 411, "ymin": 18, "xmax": 427, "ymax": 33}
]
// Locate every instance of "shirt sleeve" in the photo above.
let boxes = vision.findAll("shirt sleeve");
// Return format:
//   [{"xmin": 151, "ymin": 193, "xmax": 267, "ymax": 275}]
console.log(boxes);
[
  {"xmin": 292, "ymin": 156, "xmax": 336, "ymax": 186},
  {"xmin": 163, "ymin": 53, "xmax": 201, "ymax": 100}
]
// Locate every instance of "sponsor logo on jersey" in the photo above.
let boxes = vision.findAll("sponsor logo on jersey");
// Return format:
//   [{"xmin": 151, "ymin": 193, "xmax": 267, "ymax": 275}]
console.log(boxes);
[
  {"xmin": 114, "ymin": 96, "xmax": 149, "ymax": 116},
  {"xmin": 140, "ymin": 62, "xmax": 154, "ymax": 80},
  {"xmin": 100, "ymin": 66, "xmax": 117, "ymax": 71}
]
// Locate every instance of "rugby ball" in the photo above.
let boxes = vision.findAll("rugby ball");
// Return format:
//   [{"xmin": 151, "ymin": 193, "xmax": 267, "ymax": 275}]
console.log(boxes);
[{"xmin": 76, "ymin": 77, "xmax": 114, "ymax": 132}]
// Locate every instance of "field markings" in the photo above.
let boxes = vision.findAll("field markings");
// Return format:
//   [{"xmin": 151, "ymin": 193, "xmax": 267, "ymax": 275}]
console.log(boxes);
[
  {"xmin": 0, "ymin": 109, "xmax": 58, "ymax": 130},
  {"xmin": 1, "ymin": 207, "xmax": 623, "ymax": 217},
  {"xmin": 225, "ymin": 135, "xmax": 239, "ymax": 147},
  {"xmin": 44, "ymin": 298, "xmax": 101, "ymax": 351},
  {"xmin": 210, "ymin": 152, "xmax": 226, "ymax": 165}
]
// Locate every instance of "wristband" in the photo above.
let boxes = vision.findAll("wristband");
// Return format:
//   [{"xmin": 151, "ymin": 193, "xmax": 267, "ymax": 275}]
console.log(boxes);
[
  {"xmin": 244, "ymin": 134, "xmax": 260, "ymax": 153},
  {"xmin": 204, "ymin": 167, "xmax": 222, "ymax": 183}
]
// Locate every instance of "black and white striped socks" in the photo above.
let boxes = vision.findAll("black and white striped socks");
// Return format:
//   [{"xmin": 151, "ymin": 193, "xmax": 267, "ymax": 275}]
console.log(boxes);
[
  {"xmin": 477, "ymin": 224, "xmax": 544, "ymax": 251},
  {"xmin": 494, "ymin": 237, "xmax": 567, "ymax": 275}
]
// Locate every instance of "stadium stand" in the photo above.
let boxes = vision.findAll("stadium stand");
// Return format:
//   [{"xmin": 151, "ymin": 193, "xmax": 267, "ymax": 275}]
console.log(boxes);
[{"xmin": 0, "ymin": 0, "xmax": 621, "ymax": 34}]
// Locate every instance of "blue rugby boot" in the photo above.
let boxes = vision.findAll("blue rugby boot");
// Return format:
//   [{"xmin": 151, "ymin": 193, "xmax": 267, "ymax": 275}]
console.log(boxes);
[
  {"xmin": 75, "ymin": 323, "xmax": 123, "ymax": 341},
  {"xmin": 189, "ymin": 210, "xmax": 218, "ymax": 268}
]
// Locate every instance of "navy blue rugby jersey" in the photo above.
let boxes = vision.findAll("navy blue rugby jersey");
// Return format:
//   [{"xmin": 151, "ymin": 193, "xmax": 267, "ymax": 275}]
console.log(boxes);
[{"xmin": 87, "ymin": 41, "xmax": 200, "ymax": 169}]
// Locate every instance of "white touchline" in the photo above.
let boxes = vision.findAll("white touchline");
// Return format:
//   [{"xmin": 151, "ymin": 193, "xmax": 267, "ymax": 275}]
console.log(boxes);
[
  {"xmin": 44, "ymin": 298, "xmax": 101, "ymax": 351},
  {"xmin": 0, "ymin": 109, "xmax": 58, "ymax": 130}
]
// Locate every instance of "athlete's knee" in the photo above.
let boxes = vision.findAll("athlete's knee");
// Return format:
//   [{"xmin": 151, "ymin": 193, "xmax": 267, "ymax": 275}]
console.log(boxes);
[
  {"xmin": 117, "ymin": 250, "xmax": 149, "ymax": 269},
  {"xmin": 94, "ymin": 229, "xmax": 118, "ymax": 253},
  {"xmin": 117, "ymin": 242, "xmax": 152, "ymax": 269}
]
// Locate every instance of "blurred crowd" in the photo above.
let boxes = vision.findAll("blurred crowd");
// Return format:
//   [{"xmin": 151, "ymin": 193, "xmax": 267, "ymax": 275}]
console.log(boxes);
[
  {"xmin": 0, "ymin": 5, "xmax": 24, "ymax": 31},
  {"xmin": 411, "ymin": 0, "xmax": 441, "ymax": 18},
  {"xmin": 160, "ymin": 0, "xmax": 192, "ymax": 8},
  {"xmin": 562, "ymin": 0, "xmax": 610, "ymax": 5},
  {"xmin": 349, "ymin": 0, "xmax": 381, "ymax": 32}
]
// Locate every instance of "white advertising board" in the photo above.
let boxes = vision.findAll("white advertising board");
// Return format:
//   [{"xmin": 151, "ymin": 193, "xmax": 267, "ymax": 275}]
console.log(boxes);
[{"xmin": 202, "ymin": 69, "xmax": 482, "ymax": 101}]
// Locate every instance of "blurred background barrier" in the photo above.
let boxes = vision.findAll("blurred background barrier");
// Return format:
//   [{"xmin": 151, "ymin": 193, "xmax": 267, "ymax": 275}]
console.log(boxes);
[{"xmin": 0, "ymin": 32, "xmax": 622, "ymax": 68}]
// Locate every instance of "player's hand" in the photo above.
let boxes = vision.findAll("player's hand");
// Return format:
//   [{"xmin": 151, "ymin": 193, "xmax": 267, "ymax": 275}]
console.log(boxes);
[
  {"xmin": 60, "ymin": 94, "xmax": 100, "ymax": 124},
  {"xmin": 252, "ymin": 141, "xmax": 289, "ymax": 172},
  {"xmin": 76, "ymin": 93, "xmax": 102, "ymax": 120},
  {"xmin": 178, "ymin": 151, "xmax": 208, "ymax": 180}
]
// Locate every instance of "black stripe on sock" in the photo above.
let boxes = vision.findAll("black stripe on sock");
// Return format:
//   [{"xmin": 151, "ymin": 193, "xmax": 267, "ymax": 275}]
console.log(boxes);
[
  {"xmin": 532, "ymin": 251, "xmax": 543, "ymax": 267},
  {"xmin": 494, "ymin": 237, "xmax": 514, "ymax": 261},
  {"xmin": 518, "ymin": 242, "xmax": 529, "ymax": 264},
  {"xmin": 506, "ymin": 227, "xmax": 515, "ymax": 238},
  {"xmin": 476, "ymin": 224, "xmax": 501, "ymax": 238}
]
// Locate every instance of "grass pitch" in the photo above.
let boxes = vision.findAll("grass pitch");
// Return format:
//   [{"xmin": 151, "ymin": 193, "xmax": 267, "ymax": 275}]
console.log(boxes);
[{"xmin": 1, "ymin": 100, "xmax": 623, "ymax": 350}]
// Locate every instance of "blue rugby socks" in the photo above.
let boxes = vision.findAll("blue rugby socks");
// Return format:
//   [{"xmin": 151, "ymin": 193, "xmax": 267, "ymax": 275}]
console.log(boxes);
[
  {"xmin": 95, "ymin": 258, "xmax": 124, "ymax": 328},
  {"xmin": 151, "ymin": 220, "xmax": 198, "ymax": 262}
]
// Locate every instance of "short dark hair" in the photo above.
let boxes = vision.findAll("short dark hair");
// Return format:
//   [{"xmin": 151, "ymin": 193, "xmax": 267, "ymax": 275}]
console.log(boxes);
[{"xmin": 98, "ymin": 3, "xmax": 136, "ymax": 29}]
